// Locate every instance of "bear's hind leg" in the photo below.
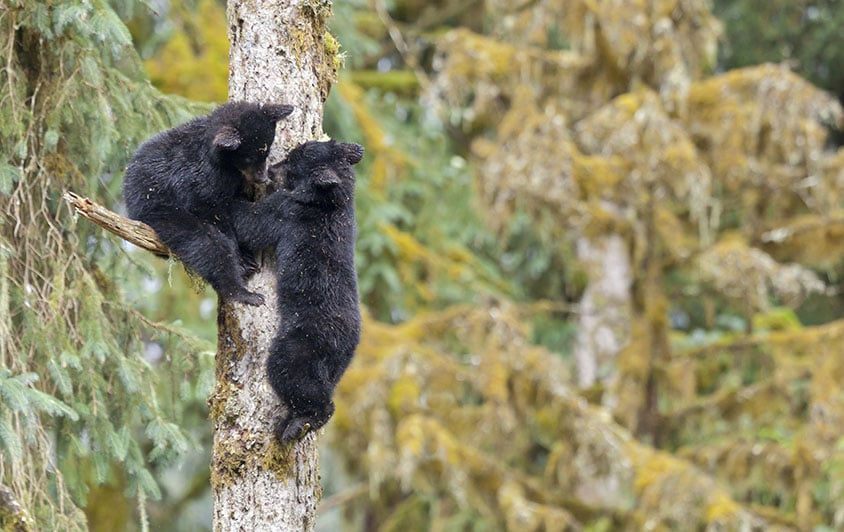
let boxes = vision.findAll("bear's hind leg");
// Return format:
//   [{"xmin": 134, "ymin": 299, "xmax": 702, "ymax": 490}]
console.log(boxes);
[
  {"xmin": 141, "ymin": 208, "xmax": 265, "ymax": 306},
  {"xmin": 267, "ymin": 333, "xmax": 335, "ymax": 442}
]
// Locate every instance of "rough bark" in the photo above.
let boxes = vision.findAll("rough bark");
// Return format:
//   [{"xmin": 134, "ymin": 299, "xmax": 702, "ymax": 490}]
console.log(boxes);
[{"xmin": 210, "ymin": 1, "xmax": 337, "ymax": 530}]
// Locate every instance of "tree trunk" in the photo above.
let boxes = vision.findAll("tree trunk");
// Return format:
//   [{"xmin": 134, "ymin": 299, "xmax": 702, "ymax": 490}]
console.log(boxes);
[
  {"xmin": 210, "ymin": 1, "xmax": 337, "ymax": 530},
  {"xmin": 572, "ymin": 234, "xmax": 633, "ymax": 391}
]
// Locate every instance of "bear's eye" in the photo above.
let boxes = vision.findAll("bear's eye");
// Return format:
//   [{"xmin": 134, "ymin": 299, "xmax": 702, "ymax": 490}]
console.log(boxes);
[{"xmin": 259, "ymin": 144, "xmax": 268, "ymax": 154}]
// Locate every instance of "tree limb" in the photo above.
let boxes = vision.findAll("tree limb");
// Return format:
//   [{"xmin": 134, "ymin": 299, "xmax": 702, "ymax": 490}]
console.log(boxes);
[{"xmin": 62, "ymin": 191, "xmax": 169, "ymax": 256}]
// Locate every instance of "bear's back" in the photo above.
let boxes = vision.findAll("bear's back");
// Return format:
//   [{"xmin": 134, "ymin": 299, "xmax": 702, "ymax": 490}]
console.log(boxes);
[{"xmin": 123, "ymin": 117, "xmax": 235, "ymax": 219}]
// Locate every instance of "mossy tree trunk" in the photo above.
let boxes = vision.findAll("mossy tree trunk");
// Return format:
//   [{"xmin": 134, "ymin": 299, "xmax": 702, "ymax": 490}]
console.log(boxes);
[{"xmin": 210, "ymin": 1, "xmax": 337, "ymax": 530}]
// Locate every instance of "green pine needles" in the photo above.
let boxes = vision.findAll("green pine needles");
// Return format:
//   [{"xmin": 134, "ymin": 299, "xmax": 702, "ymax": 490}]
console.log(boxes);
[{"xmin": 1, "ymin": 1, "xmax": 214, "ymax": 529}]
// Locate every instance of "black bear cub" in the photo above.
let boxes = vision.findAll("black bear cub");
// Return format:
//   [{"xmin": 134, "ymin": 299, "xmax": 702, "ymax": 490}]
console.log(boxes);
[
  {"xmin": 123, "ymin": 101, "xmax": 293, "ymax": 305},
  {"xmin": 237, "ymin": 140, "xmax": 364, "ymax": 442}
]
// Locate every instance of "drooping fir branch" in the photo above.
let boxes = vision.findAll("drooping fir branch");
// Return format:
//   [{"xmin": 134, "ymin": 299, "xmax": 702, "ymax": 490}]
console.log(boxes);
[{"xmin": 62, "ymin": 191, "xmax": 169, "ymax": 256}]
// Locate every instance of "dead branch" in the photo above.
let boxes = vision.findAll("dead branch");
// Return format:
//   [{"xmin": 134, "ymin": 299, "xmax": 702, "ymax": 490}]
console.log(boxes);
[{"xmin": 62, "ymin": 191, "xmax": 169, "ymax": 256}]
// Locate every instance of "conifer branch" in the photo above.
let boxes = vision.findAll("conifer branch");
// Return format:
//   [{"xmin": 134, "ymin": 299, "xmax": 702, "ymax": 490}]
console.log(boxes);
[{"xmin": 62, "ymin": 191, "xmax": 170, "ymax": 256}]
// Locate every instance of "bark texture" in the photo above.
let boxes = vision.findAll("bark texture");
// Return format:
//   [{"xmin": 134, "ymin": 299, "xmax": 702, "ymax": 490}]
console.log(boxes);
[{"xmin": 211, "ymin": 1, "xmax": 337, "ymax": 530}]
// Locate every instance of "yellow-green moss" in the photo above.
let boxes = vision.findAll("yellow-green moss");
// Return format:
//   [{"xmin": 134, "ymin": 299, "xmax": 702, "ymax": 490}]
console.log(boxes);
[
  {"xmin": 206, "ymin": 380, "xmax": 241, "ymax": 425},
  {"xmin": 261, "ymin": 437, "xmax": 294, "ymax": 474},
  {"xmin": 0, "ymin": 499, "xmax": 31, "ymax": 532},
  {"xmin": 324, "ymin": 31, "xmax": 343, "ymax": 73},
  {"xmin": 210, "ymin": 430, "xmax": 251, "ymax": 489},
  {"xmin": 301, "ymin": 0, "xmax": 332, "ymax": 22}
]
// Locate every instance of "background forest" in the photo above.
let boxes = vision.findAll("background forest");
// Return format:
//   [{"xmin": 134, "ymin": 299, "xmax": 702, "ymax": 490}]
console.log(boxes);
[{"xmin": 2, "ymin": 0, "xmax": 844, "ymax": 530}]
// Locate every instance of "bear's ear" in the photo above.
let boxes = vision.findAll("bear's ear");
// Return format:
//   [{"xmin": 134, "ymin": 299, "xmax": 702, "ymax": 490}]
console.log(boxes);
[
  {"xmin": 340, "ymin": 143, "xmax": 364, "ymax": 165},
  {"xmin": 213, "ymin": 125, "xmax": 242, "ymax": 151},
  {"xmin": 263, "ymin": 104, "xmax": 294, "ymax": 122}
]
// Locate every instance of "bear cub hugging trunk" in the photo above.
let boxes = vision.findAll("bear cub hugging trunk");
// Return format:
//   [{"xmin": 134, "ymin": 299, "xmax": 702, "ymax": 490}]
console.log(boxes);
[
  {"xmin": 236, "ymin": 140, "xmax": 364, "ymax": 442},
  {"xmin": 123, "ymin": 101, "xmax": 293, "ymax": 305}
]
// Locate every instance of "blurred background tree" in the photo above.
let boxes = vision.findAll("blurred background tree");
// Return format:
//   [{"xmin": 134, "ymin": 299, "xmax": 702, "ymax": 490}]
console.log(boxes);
[{"xmin": 2, "ymin": 0, "xmax": 844, "ymax": 530}]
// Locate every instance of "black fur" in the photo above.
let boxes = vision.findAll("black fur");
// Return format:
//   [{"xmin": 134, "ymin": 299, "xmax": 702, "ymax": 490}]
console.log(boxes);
[
  {"xmin": 123, "ymin": 101, "xmax": 293, "ymax": 305},
  {"xmin": 236, "ymin": 140, "xmax": 364, "ymax": 441}
]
